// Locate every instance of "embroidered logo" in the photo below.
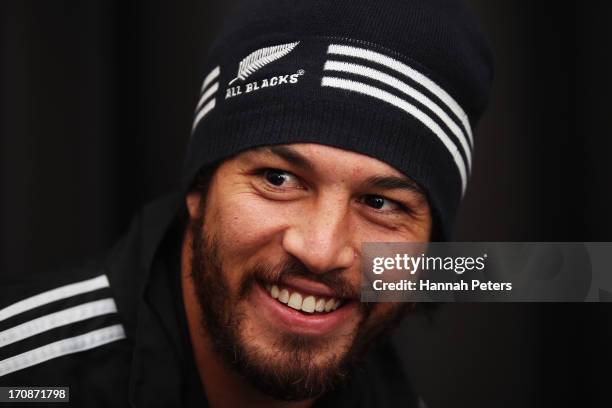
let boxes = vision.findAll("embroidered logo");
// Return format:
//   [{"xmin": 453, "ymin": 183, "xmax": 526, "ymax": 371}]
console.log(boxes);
[
  {"xmin": 225, "ymin": 41, "xmax": 305, "ymax": 100},
  {"xmin": 229, "ymin": 41, "xmax": 300, "ymax": 85}
]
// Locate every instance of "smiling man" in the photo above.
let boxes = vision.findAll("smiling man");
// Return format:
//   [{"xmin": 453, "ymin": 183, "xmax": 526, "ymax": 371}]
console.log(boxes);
[
  {"xmin": 0, "ymin": 0, "xmax": 492, "ymax": 407},
  {"xmin": 182, "ymin": 144, "xmax": 432, "ymax": 406}
]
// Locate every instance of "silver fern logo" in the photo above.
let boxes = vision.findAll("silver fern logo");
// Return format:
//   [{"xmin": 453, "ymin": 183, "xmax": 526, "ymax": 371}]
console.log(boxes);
[
  {"xmin": 225, "ymin": 41, "xmax": 305, "ymax": 100},
  {"xmin": 229, "ymin": 41, "xmax": 300, "ymax": 85}
]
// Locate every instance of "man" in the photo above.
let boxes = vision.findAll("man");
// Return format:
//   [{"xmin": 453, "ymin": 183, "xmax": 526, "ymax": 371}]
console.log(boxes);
[{"xmin": 0, "ymin": 0, "xmax": 492, "ymax": 406}]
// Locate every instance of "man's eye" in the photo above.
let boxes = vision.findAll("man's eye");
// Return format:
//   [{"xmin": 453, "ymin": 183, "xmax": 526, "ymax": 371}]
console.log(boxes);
[
  {"xmin": 263, "ymin": 169, "xmax": 301, "ymax": 188},
  {"xmin": 361, "ymin": 195, "xmax": 404, "ymax": 212}
]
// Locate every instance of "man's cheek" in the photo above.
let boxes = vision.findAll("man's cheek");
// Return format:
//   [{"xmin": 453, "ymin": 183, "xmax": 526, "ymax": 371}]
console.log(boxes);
[{"xmin": 216, "ymin": 194, "xmax": 293, "ymax": 251}]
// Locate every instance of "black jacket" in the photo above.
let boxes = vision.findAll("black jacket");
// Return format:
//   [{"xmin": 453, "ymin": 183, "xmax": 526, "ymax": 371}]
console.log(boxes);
[{"xmin": 0, "ymin": 193, "xmax": 421, "ymax": 407}]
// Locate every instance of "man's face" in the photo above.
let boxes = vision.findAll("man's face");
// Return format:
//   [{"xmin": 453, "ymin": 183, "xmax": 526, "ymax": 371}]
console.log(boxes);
[{"xmin": 186, "ymin": 143, "xmax": 432, "ymax": 400}]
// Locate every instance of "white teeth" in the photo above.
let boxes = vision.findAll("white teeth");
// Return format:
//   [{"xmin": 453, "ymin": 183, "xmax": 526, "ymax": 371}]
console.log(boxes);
[
  {"xmin": 278, "ymin": 288, "xmax": 289, "ymax": 304},
  {"xmin": 301, "ymin": 296, "xmax": 316, "ymax": 313},
  {"xmin": 288, "ymin": 293, "xmax": 303, "ymax": 310},
  {"xmin": 315, "ymin": 298, "xmax": 326, "ymax": 312},
  {"xmin": 266, "ymin": 283, "xmax": 343, "ymax": 313},
  {"xmin": 271, "ymin": 285, "xmax": 279, "ymax": 299}
]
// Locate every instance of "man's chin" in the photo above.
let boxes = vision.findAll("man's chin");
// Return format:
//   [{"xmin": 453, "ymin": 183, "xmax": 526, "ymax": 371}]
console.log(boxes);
[
  {"xmin": 202, "ymin": 288, "xmax": 407, "ymax": 401},
  {"xmin": 228, "ymin": 322, "xmax": 357, "ymax": 401}
]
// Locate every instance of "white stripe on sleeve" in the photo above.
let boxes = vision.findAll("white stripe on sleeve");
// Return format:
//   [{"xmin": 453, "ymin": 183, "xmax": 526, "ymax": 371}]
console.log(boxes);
[
  {"xmin": 0, "ymin": 324, "xmax": 126, "ymax": 377},
  {"xmin": 0, "ymin": 275, "xmax": 110, "ymax": 322},
  {"xmin": 0, "ymin": 298, "xmax": 118, "ymax": 348}
]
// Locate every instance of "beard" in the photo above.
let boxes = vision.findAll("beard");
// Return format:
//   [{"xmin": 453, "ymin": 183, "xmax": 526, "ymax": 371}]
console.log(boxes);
[{"xmin": 188, "ymin": 212, "xmax": 410, "ymax": 401}]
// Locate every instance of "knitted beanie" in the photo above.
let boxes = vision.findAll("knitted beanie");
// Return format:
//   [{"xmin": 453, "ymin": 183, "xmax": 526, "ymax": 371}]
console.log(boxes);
[{"xmin": 183, "ymin": 0, "xmax": 494, "ymax": 240}]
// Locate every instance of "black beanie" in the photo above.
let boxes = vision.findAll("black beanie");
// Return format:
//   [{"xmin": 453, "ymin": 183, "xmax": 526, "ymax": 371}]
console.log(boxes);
[{"xmin": 183, "ymin": 0, "xmax": 494, "ymax": 240}]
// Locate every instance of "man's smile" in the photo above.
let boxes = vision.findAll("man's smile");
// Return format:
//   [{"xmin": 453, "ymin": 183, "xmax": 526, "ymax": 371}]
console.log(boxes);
[
  {"xmin": 266, "ymin": 282, "xmax": 344, "ymax": 313},
  {"xmin": 252, "ymin": 280, "xmax": 361, "ymax": 336}
]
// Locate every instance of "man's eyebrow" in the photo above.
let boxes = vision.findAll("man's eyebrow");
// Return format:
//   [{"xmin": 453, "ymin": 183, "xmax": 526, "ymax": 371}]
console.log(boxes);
[
  {"xmin": 363, "ymin": 175, "xmax": 425, "ymax": 196},
  {"xmin": 251, "ymin": 147, "xmax": 424, "ymax": 196},
  {"xmin": 256, "ymin": 145, "xmax": 315, "ymax": 172}
]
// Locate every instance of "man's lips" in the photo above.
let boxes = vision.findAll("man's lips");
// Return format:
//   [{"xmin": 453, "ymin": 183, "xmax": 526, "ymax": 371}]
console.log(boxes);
[{"xmin": 252, "ymin": 281, "xmax": 360, "ymax": 335}]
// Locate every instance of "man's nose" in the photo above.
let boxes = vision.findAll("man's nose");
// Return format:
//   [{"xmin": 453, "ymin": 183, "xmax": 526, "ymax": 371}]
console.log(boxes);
[{"xmin": 281, "ymin": 195, "xmax": 356, "ymax": 274}]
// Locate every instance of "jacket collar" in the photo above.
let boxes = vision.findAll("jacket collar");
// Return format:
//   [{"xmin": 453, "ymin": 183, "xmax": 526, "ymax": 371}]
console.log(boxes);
[{"xmin": 127, "ymin": 193, "xmax": 196, "ymax": 407}]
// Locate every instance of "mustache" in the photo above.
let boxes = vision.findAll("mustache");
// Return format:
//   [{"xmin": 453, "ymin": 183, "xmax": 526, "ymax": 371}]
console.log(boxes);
[{"xmin": 240, "ymin": 256, "xmax": 361, "ymax": 301}]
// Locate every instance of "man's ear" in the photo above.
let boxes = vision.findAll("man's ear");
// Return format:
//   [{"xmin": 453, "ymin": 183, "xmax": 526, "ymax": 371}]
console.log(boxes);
[{"xmin": 186, "ymin": 191, "xmax": 203, "ymax": 221}]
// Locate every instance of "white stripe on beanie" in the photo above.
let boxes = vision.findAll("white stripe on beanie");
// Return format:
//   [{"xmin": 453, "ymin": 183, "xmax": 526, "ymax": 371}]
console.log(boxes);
[
  {"xmin": 323, "ymin": 60, "xmax": 472, "ymax": 170},
  {"xmin": 321, "ymin": 76, "xmax": 468, "ymax": 195},
  {"xmin": 193, "ymin": 66, "xmax": 220, "ymax": 132},
  {"xmin": 327, "ymin": 44, "xmax": 473, "ymax": 148}
]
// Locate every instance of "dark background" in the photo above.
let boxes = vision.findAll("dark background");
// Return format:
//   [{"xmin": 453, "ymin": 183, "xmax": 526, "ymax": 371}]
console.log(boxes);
[{"xmin": 1, "ymin": 1, "xmax": 609, "ymax": 407}]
